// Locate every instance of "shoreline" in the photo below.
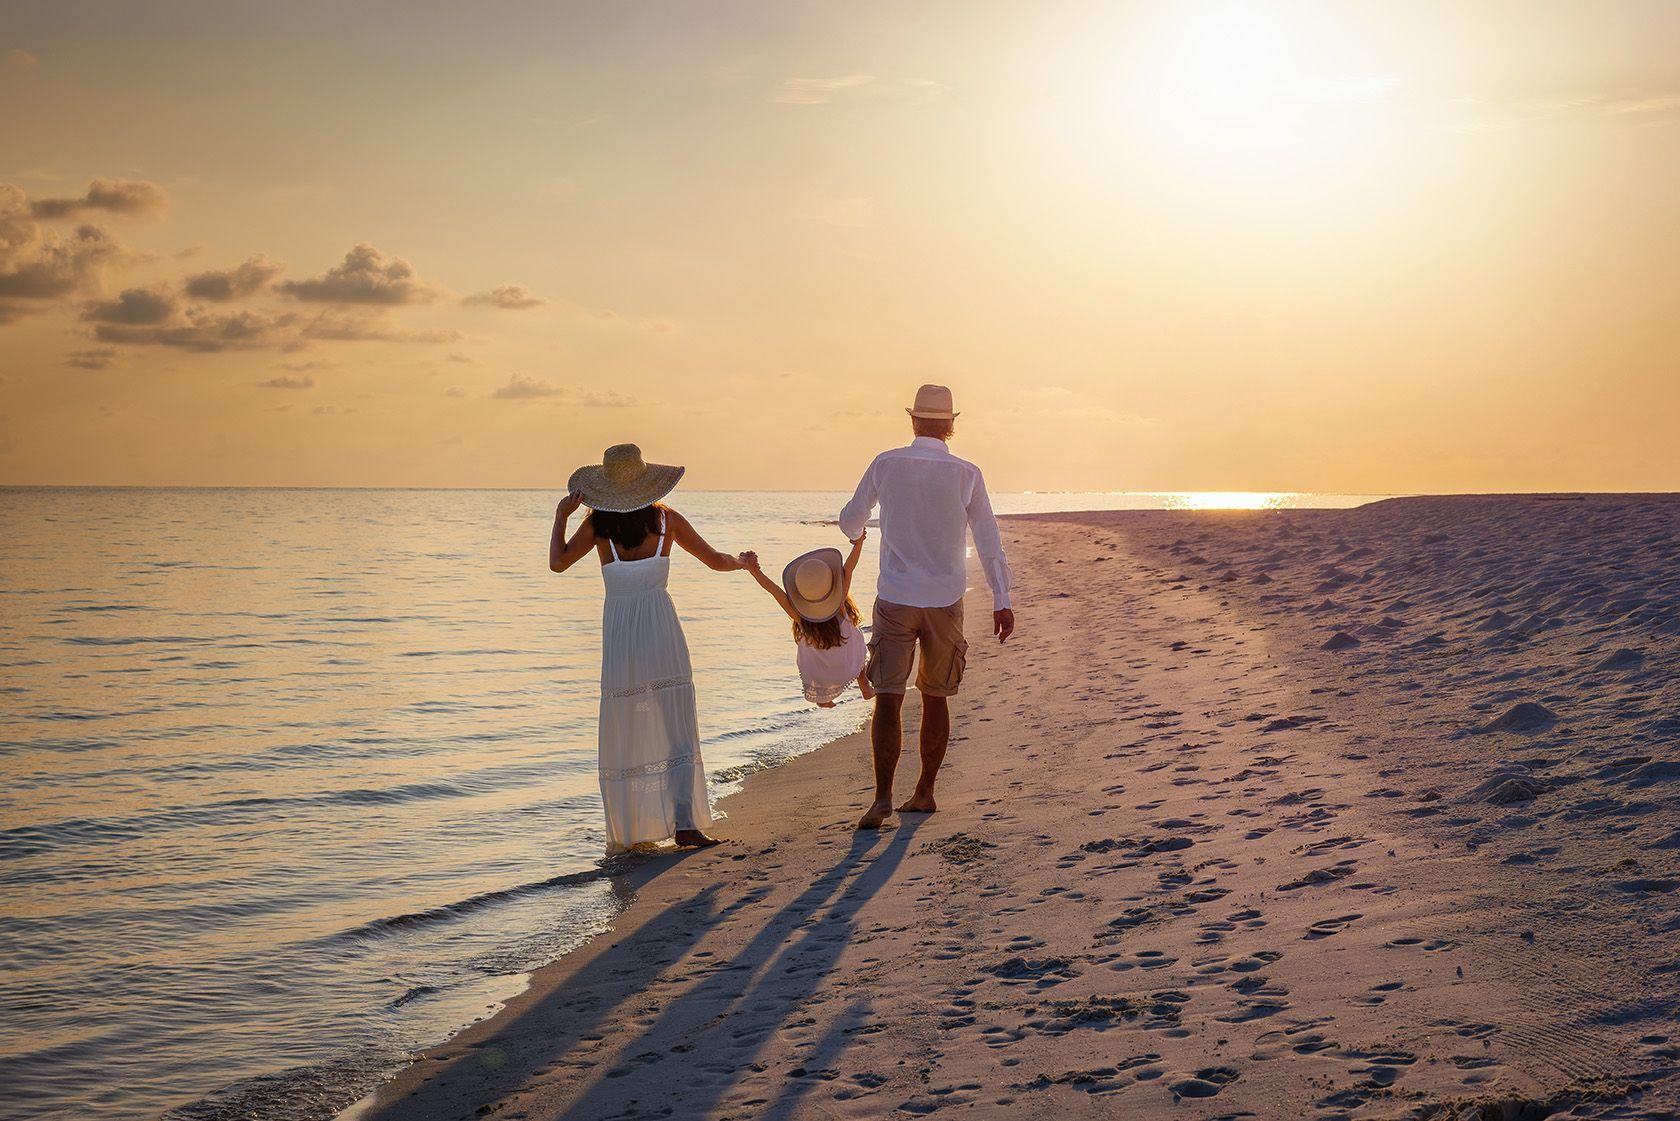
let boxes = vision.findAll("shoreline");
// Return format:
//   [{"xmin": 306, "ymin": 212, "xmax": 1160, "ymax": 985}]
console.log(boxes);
[{"xmin": 347, "ymin": 498, "xmax": 1680, "ymax": 1120}]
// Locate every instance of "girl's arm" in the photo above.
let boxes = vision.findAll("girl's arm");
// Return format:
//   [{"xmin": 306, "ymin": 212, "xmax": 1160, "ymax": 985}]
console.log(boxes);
[
  {"xmin": 665, "ymin": 508, "xmax": 745, "ymax": 573},
  {"xmin": 741, "ymin": 552, "xmax": 802, "ymax": 622},
  {"xmin": 842, "ymin": 528, "xmax": 867, "ymax": 595},
  {"xmin": 549, "ymin": 492, "xmax": 597, "ymax": 573}
]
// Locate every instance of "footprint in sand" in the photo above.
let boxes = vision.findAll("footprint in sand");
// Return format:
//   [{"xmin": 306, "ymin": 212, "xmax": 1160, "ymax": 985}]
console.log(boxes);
[
  {"xmin": 1167, "ymin": 1066, "xmax": 1240, "ymax": 1099},
  {"xmin": 1303, "ymin": 913, "xmax": 1363, "ymax": 940},
  {"xmin": 1384, "ymin": 936, "xmax": 1459, "ymax": 952},
  {"xmin": 1352, "ymin": 980, "xmax": 1407, "ymax": 1006}
]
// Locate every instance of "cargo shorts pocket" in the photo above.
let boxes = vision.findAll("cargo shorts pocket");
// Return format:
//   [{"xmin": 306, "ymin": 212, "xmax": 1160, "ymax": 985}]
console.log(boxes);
[{"xmin": 919, "ymin": 634, "xmax": 967, "ymax": 697}]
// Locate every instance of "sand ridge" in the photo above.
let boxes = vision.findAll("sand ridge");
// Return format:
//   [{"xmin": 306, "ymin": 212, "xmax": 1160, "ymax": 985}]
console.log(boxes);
[{"xmin": 353, "ymin": 497, "xmax": 1680, "ymax": 1120}]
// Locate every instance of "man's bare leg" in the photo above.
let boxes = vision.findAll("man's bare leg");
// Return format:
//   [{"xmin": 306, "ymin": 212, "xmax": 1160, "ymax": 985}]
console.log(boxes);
[
  {"xmin": 898, "ymin": 694, "xmax": 948, "ymax": 813},
  {"xmin": 858, "ymin": 692, "xmax": 904, "ymax": 829}
]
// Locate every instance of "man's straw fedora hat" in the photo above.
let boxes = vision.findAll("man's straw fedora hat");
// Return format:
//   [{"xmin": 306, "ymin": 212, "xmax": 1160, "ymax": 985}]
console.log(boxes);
[
  {"xmin": 782, "ymin": 548, "xmax": 847, "ymax": 623},
  {"xmin": 568, "ymin": 443, "xmax": 685, "ymax": 512},
  {"xmin": 906, "ymin": 383, "xmax": 959, "ymax": 420}
]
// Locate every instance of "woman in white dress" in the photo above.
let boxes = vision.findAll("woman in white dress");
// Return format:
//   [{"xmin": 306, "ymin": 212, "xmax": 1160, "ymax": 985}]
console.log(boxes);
[{"xmin": 549, "ymin": 444, "xmax": 747, "ymax": 852}]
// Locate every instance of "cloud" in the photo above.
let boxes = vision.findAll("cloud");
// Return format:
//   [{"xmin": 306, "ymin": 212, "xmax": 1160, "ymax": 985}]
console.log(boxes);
[
  {"xmin": 1447, "ymin": 89, "xmax": 1680, "ymax": 133},
  {"xmin": 81, "ymin": 285, "xmax": 176, "ymax": 325},
  {"xmin": 63, "ymin": 347, "xmax": 117, "ymax": 370},
  {"xmin": 297, "ymin": 309, "xmax": 460, "ymax": 344},
  {"xmin": 5, "ymin": 48, "xmax": 38, "ymax": 70},
  {"xmin": 277, "ymin": 359, "xmax": 332, "ymax": 372},
  {"xmin": 183, "ymin": 255, "xmax": 284, "ymax": 300},
  {"xmin": 279, "ymin": 243, "xmax": 442, "ymax": 305},
  {"xmin": 1008, "ymin": 385, "xmax": 1159, "ymax": 427},
  {"xmin": 1599, "ymin": 94, "xmax": 1680, "ymax": 117},
  {"xmin": 490, "ymin": 375, "xmax": 637, "ymax": 406},
  {"xmin": 446, "ymin": 352, "xmax": 474, "ymax": 363},
  {"xmin": 29, "ymin": 178, "xmax": 169, "ymax": 221},
  {"xmin": 490, "ymin": 374, "xmax": 562, "ymax": 399},
  {"xmin": 463, "ymin": 283, "xmax": 544, "ymax": 310},
  {"xmin": 313, "ymin": 404, "xmax": 354, "ymax": 415},
  {"xmin": 257, "ymin": 373, "xmax": 316, "ymax": 389},
  {"xmin": 1, "ymin": 186, "xmax": 127, "ymax": 320},
  {"xmin": 94, "ymin": 308, "xmax": 299, "ymax": 352},
  {"xmin": 773, "ymin": 75, "xmax": 946, "ymax": 106}
]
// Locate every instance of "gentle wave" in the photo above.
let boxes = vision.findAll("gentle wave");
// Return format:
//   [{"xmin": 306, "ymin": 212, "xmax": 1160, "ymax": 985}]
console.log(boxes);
[{"xmin": 317, "ymin": 866, "xmax": 614, "ymax": 945}]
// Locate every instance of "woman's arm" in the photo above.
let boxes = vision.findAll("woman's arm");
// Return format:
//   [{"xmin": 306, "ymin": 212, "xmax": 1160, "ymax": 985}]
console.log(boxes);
[
  {"xmin": 842, "ymin": 528, "xmax": 866, "ymax": 594},
  {"xmin": 664, "ymin": 508, "xmax": 744, "ymax": 573},
  {"xmin": 741, "ymin": 551, "xmax": 801, "ymax": 622},
  {"xmin": 548, "ymin": 492, "xmax": 597, "ymax": 573}
]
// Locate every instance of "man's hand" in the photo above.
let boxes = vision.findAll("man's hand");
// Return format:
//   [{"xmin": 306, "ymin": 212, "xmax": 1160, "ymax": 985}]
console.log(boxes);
[
  {"xmin": 993, "ymin": 608, "xmax": 1015, "ymax": 643},
  {"xmin": 557, "ymin": 490, "xmax": 584, "ymax": 518}
]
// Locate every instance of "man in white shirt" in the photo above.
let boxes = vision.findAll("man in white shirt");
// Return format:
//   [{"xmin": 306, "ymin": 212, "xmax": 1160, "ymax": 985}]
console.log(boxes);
[{"xmin": 839, "ymin": 384, "xmax": 1015, "ymax": 830}]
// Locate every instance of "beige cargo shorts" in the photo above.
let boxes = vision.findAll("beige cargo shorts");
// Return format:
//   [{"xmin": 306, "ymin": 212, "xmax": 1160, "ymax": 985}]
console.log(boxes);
[{"xmin": 866, "ymin": 598, "xmax": 967, "ymax": 698}]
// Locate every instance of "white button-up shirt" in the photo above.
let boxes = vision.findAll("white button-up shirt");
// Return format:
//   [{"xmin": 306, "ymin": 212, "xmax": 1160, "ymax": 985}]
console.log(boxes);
[{"xmin": 839, "ymin": 437, "xmax": 1012, "ymax": 611}]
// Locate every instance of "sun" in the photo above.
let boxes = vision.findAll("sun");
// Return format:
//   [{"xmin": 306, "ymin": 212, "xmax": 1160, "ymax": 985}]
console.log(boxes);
[{"xmin": 1114, "ymin": 1, "xmax": 1396, "ymax": 165}]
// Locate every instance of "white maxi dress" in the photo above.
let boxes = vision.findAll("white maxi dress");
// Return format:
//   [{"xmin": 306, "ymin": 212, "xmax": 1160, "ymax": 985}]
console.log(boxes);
[{"xmin": 597, "ymin": 513, "xmax": 710, "ymax": 853}]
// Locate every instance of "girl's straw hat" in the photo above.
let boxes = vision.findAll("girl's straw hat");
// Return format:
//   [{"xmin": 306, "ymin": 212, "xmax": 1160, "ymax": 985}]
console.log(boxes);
[
  {"xmin": 782, "ymin": 548, "xmax": 846, "ymax": 623},
  {"xmin": 567, "ymin": 444, "xmax": 685, "ymax": 512}
]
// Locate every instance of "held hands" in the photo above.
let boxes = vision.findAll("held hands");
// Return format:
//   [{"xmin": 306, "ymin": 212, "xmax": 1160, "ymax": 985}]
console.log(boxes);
[
  {"xmin": 993, "ymin": 608, "xmax": 1015, "ymax": 644},
  {"xmin": 849, "ymin": 528, "xmax": 867, "ymax": 546},
  {"xmin": 737, "ymin": 550, "xmax": 760, "ymax": 573},
  {"xmin": 557, "ymin": 490, "xmax": 584, "ymax": 518}
]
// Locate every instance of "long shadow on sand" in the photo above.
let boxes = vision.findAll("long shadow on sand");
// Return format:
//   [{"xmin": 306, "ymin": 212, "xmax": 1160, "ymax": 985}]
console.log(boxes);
[
  {"xmin": 553, "ymin": 821, "xmax": 921, "ymax": 1120},
  {"xmin": 361, "ymin": 823, "xmax": 919, "ymax": 1119},
  {"xmin": 357, "ymin": 856, "xmax": 721, "ymax": 1119}
]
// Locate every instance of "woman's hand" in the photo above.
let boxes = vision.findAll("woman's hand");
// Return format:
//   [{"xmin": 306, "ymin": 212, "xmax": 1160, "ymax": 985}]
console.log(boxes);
[
  {"xmin": 557, "ymin": 490, "xmax": 584, "ymax": 518},
  {"xmin": 738, "ymin": 551, "xmax": 760, "ymax": 573}
]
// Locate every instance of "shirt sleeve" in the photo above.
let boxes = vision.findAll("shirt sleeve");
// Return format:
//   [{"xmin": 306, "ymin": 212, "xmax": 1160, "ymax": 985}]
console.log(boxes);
[
  {"xmin": 838, "ymin": 458, "xmax": 878, "ymax": 541},
  {"xmin": 966, "ymin": 468, "xmax": 1012, "ymax": 610}
]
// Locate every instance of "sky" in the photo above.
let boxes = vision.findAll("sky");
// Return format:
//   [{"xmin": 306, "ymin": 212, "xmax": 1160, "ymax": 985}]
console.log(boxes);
[{"xmin": 1, "ymin": 0, "xmax": 1677, "ymax": 492}]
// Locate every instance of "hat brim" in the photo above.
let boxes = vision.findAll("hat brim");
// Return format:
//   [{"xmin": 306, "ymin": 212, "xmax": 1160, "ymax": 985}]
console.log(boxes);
[
  {"xmin": 782, "ymin": 548, "xmax": 847, "ymax": 623},
  {"xmin": 906, "ymin": 408, "xmax": 960, "ymax": 419},
  {"xmin": 566, "ymin": 462, "xmax": 685, "ymax": 513}
]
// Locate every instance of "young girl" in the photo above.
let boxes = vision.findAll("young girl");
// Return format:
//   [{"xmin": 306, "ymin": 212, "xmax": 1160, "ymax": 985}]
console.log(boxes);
[{"xmin": 742, "ymin": 532, "xmax": 876, "ymax": 708}]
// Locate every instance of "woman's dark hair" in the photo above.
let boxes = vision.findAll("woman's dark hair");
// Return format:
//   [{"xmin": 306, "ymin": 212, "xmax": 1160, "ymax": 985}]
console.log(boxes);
[
  {"xmin": 591, "ymin": 503, "xmax": 662, "ymax": 552},
  {"xmin": 793, "ymin": 595, "xmax": 862, "ymax": 651}
]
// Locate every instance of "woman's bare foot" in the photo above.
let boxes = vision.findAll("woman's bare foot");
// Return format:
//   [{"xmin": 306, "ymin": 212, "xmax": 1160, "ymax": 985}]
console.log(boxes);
[
  {"xmin": 674, "ymin": 829, "xmax": 724, "ymax": 848},
  {"xmin": 897, "ymin": 792, "xmax": 937, "ymax": 814},
  {"xmin": 857, "ymin": 799, "xmax": 894, "ymax": 829}
]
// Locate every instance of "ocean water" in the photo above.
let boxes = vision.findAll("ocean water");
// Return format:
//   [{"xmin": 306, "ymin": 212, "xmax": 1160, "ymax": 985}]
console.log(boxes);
[{"xmin": 0, "ymin": 487, "xmax": 1376, "ymax": 1121}]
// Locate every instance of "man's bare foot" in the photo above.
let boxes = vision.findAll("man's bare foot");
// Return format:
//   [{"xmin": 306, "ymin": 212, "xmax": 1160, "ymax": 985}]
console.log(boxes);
[
  {"xmin": 897, "ymin": 793, "xmax": 937, "ymax": 814},
  {"xmin": 857, "ymin": 799, "xmax": 894, "ymax": 830},
  {"xmin": 674, "ymin": 829, "xmax": 724, "ymax": 848}
]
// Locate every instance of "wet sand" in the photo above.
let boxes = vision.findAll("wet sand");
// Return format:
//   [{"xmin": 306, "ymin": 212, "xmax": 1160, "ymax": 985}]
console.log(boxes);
[{"xmin": 353, "ymin": 496, "xmax": 1680, "ymax": 1120}]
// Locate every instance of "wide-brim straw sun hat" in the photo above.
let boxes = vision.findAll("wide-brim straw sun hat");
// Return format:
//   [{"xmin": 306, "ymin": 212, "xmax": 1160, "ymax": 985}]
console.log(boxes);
[
  {"xmin": 906, "ymin": 383, "xmax": 960, "ymax": 420},
  {"xmin": 782, "ymin": 548, "xmax": 847, "ymax": 623},
  {"xmin": 567, "ymin": 443, "xmax": 685, "ymax": 512}
]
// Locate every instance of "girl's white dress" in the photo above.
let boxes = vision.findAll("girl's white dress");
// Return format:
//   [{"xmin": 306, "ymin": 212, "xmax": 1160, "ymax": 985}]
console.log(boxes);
[
  {"xmin": 796, "ymin": 615, "xmax": 867, "ymax": 704},
  {"xmin": 597, "ymin": 514, "xmax": 710, "ymax": 853}
]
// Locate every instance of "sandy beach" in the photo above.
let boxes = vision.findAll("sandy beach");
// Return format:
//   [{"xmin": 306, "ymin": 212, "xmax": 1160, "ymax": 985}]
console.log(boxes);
[{"xmin": 352, "ymin": 496, "xmax": 1680, "ymax": 1121}]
